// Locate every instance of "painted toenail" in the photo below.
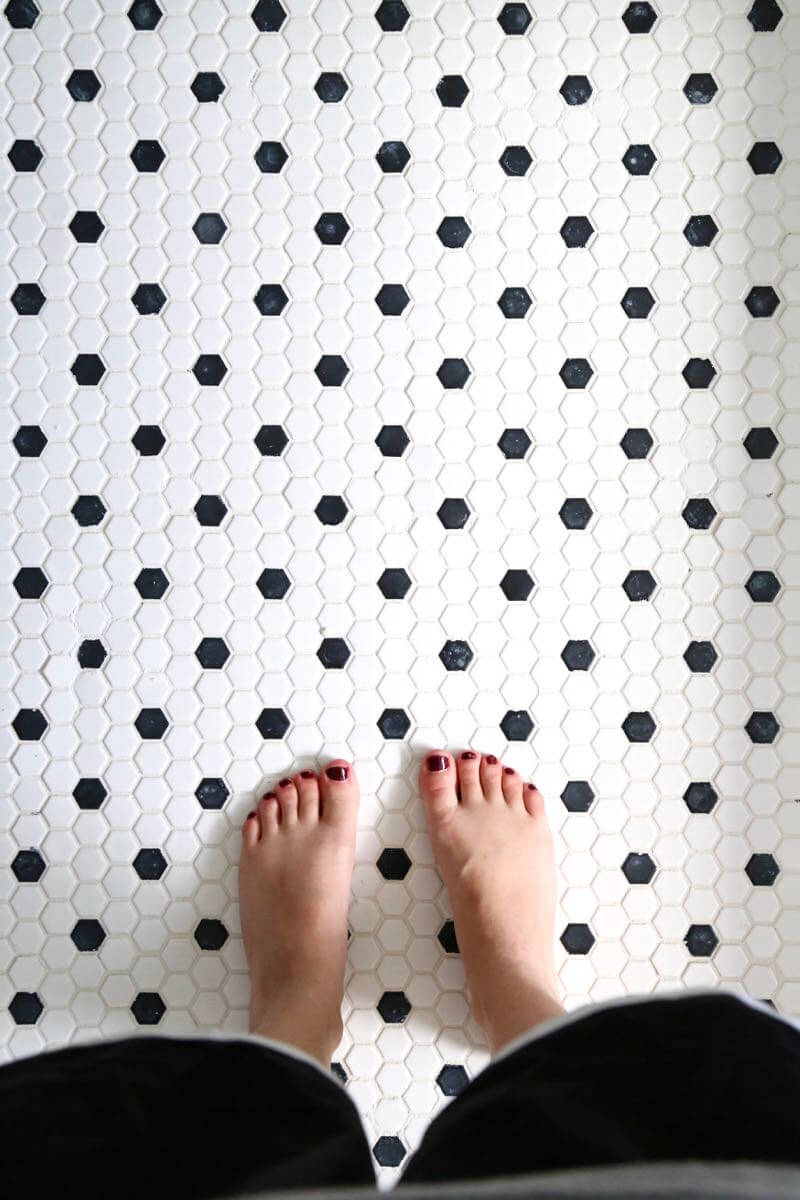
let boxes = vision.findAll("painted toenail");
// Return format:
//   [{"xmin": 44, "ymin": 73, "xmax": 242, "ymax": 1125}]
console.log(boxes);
[
  {"xmin": 263, "ymin": 792, "xmax": 277, "ymax": 801},
  {"xmin": 246, "ymin": 811, "xmax": 256, "ymax": 819},
  {"xmin": 300, "ymin": 770, "xmax": 315, "ymax": 779},
  {"xmin": 427, "ymin": 755, "xmax": 448, "ymax": 772},
  {"xmin": 325, "ymin": 766, "xmax": 348, "ymax": 781},
  {"xmin": 461, "ymin": 751, "xmax": 476, "ymax": 760},
  {"xmin": 278, "ymin": 778, "xmax": 292, "ymax": 787},
  {"xmin": 504, "ymin": 766, "xmax": 514, "ymax": 775},
  {"xmin": 527, "ymin": 783, "xmax": 535, "ymax": 791},
  {"xmin": 486, "ymin": 755, "xmax": 498, "ymax": 765}
]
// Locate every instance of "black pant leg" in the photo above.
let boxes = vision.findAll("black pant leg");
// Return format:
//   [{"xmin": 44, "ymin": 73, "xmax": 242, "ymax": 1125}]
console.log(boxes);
[
  {"xmin": 397, "ymin": 992, "xmax": 800, "ymax": 1185},
  {"xmin": 0, "ymin": 1034, "xmax": 376, "ymax": 1198}
]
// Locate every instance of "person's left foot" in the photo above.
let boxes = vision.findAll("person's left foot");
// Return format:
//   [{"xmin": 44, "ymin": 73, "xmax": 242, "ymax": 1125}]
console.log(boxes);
[{"xmin": 238, "ymin": 762, "xmax": 360, "ymax": 1068}]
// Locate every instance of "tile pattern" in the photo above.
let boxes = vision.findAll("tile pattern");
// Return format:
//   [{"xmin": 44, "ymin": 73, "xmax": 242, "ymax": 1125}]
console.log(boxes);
[{"xmin": 0, "ymin": 0, "xmax": 797, "ymax": 1183}]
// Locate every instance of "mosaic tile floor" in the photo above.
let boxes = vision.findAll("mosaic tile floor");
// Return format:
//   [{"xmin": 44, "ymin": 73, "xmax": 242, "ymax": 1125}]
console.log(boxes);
[{"xmin": 1, "ymin": 0, "xmax": 798, "ymax": 1185}]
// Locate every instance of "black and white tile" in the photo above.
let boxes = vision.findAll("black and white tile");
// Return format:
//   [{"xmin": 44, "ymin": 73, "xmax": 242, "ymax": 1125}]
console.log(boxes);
[{"xmin": 0, "ymin": 0, "xmax": 796, "ymax": 1183}]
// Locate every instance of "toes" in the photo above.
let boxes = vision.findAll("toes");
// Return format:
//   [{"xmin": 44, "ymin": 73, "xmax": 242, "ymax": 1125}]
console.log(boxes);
[
  {"xmin": 523, "ymin": 783, "xmax": 546, "ymax": 819},
  {"xmin": 419, "ymin": 750, "xmax": 458, "ymax": 820},
  {"xmin": 501, "ymin": 764, "xmax": 524, "ymax": 809},
  {"xmin": 479, "ymin": 753, "xmax": 504, "ymax": 802},
  {"xmin": 455, "ymin": 750, "xmax": 482, "ymax": 805},
  {"xmin": 275, "ymin": 777, "xmax": 298, "ymax": 825},
  {"xmin": 242, "ymin": 808, "xmax": 260, "ymax": 846},
  {"xmin": 319, "ymin": 760, "xmax": 360, "ymax": 828},
  {"xmin": 295, "ymin": 770, "xmax": 320, "ymax": 822},
  {"xmin": 258, "ymin": 792, "xmax": 280, "ymax": 833}
]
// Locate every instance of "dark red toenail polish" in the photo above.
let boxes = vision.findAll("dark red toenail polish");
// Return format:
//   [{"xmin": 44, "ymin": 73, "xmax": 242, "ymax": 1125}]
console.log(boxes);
[
  {"xmin": 527, "ymin": 783, "xmax": 535, "ymax": 791},
  {"xmin": 325, "ymin": 765, "xmax": 348, "ymax": 781},
  {"xmin": 263, "ymin": 792, "xmax": 277, "ymax": 801},
  {"xmin": 278, "ymin": 778, "xmax": 292, "ymax": 787},
  {"xmin": 246, "ymin": 811, "xmax": 256, "ymax": 820},
  {"xmin": 461, "ymin": 751, "xmax": 476, "ymax": 760},
  {"xmin": 300, "ymin": 770, "xmax": 315, "ymax": 779},
  {"xmin": 486, "ymin": 755, "xmax": 498, "ymax": 765},
  {"xmin": 427, "ymin": 755, "xmax": 448, "ymax": 772},
  {"xmin": 504, "ymin": 766, "xmax": 514, "ymax": 775}
]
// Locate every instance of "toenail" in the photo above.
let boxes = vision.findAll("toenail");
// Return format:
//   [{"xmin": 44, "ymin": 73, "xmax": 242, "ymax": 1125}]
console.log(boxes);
[
  {"xmin": 527, "ymin": 783, "xmax": 535, "ymax": 790},
  {"xmin": 461, "ymin": 751, "xmax": 476, "ymax": 760},
  {"xmin": 427, "ymin": 755, "xmax": 448, "ymax": 772},
  {"xmin": 263, "ymin": 792, "xmax": 277, "ymax": 801},
  {"xmin": 325, "ymin": 765, "xmax": 348, "ymax": 781},
  {"xmin": 486, "ymin": 755, "xmax": 498, "ymax": 765},
  {"xmin": 300, "ymin": 770, "xmax": 315, "ymax": 779},
  {"xmin": 246, "ymin": 811, "xmax": 256, "ymax": 820},
  {"xmin": 503, "ymin": 766, "xmax": 514, "ymax": 775},
  {"xmin": 278, "ymin": 778, "xmax": 292, "ymax": 787}
]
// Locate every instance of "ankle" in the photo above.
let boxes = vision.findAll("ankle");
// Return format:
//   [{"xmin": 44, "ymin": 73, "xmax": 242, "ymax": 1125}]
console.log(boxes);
[
  {"xmin": 250, "ymin": 1005, "xmax": 343, "ymax": 1069},
  {"xmin": 474, "ymin": 972, "xmax": 564, "ymax": 1057}
]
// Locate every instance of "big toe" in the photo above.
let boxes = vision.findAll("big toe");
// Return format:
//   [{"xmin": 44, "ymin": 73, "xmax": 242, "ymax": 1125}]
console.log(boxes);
[
  {"xmin": 419, "ymin": 751, "xmax": 458, "ymax": 821},
  {"xmin": 319, "ymin": 760, "xmax": 360, "ymax": 831}
]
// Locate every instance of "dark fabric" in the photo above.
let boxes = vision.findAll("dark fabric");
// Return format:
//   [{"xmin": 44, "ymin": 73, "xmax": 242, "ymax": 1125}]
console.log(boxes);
[
  {"xmin": 399, "ymin": 993, "xmax": 800, "ymax": 1184},
  {"xmin": 0, "ymin": 1034, "xmax": 376, "ymax": 1198},
  {"xmin": 2, "ymin": 994, "xmax": 800, "ymax": 1198}
]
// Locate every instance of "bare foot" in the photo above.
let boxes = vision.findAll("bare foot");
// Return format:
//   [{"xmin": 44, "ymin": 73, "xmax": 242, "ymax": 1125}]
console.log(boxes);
[
  {"xmin": 238, "ymin": 762, "xmax": 359, "ymax": 1068},
  {"xmin": 420, "ymin": 750, "xmax": 564, "ymax": 1057}
]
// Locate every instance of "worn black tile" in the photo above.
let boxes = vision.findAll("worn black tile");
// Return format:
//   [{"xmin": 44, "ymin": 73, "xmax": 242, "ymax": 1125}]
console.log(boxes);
[
  {"xmin": 561, "ymin": 780, "xmax": 595, "ymax": 813},
  {"xmin": 436, "ymin": 1065, "xmax": 469, "ymax": 1096},
  {"xmin": 13, "ymin": 424, "xmax": 47, "ymax": 456},
  {"xmin": 73, "ymin": 778, "xmax": 107, "ymax": 810},
  {"xmin": 746, "ymin": 570, "xmax": 780, "ymax": 602},
  {"xmin": 314, "ymin": 72, "xmax": 348, "ymax": 102},
  {"xmin": 559, "ymin": 498, "xmax": 593, "ymax": 529},
  {"xmin": 622, "ymin": 143, "xmax": 656, "ymax": 175},
  {"xmin": 254, "ymin": 140, "xmax": 288, "ymax": 172},
  {"xmin": 135, "ymin": 568, "xmax": 169, "ymax": 598},
  {"xmin": 71, "ymin": 495, "xmax": 107, "ymax": 526},
  {"xmin": 375, "ymin": 425, "xmax": 410, "ymax": 457},
  {"xmin": 683, "ymin": 73, "xmax": 718, "ymax": 104},
  {"xmin": 77, "ymin": 638, "xmax": 107, "ymax": 668},
  {"xmin": 134, "ymin": 848, "xmax": 168, "ymax": 880},
  {"xmin": 682, "ymin": 497, "xmax": 717, "ymax": 529},
  {"xmin": 682, "ymin": 357, "xmax": 716, "ymax": 388},
  {"xmin": 620, "ymin": 427, "xmax": 653, "ymax": 459},
  {"xmin": 193, "ymin": 353, "xmax": 227, "ymax": 385},
  {"xmin": 684, "ymin": 214, "xmax": 718, "ymax": 246},
  {"xmin": 5, "ymin": 0, "xmax": 39, "ymax": 28},
  {"xmin": 498, "ymin": 286, "xmax": 532, "ymax": 318},
  {"xmin": 256, "ymin": 567, "xmax": 291, "ymax": 599},
  {"xmin": 500, "ymin": 569, "xmax": 534, "ymax": 600},
  {"xmin": 67, "ymin": 69, "xmax": 101, "ymax": 101},
  {"xmin": 377, "ymin": 990, "xmax": 411, "ymax": 1023},
  {"xmin": 439, "ymin": 640, "xmax": 473, "ymax": 671},
  {"xmin": 622, "ymin": 711, "xmax": 656, "ymax": 742},
  {"xmin": 375, "ymin": 0, "xmax": 409, "ymax": 32},
  {"xmin": 252, "ymin": 0, "xmax": 286, "ymax": 32},
  {"xmin": 375, "ymin": 283, "xmax": 409, "ymax": 315},
  {"xmin": 378, "ymin": 568, "xmax": 411, "ymax": 599},
  {"xmin": 437, "ymin": 358, "xmax": 470, "ymax": 388},
  {"xmin": 747, "ymin": 141, "xmax": 782, "ymax": 174},
  {"xmin": 131, "ymin": 992, "xmax": 166, "ymax": 1024},
  {"xmin": 12, "ymin": 708, "xmax": 47, "ymax": 740},
  {"xmin": 500, "ymin": 710, "xmax": 534, "ymax": 741},
  {"xmin": 560, "ymin": 923, "xmax": 595, "ymax": 954},
  {"xmin": 11, "ymin": 282, "xmax": 45, "ymax": 314},
  {"xmin": 560, "ymin": 357, "xmax": 593, "ymax": 387},
  {"xmin": 194, "ymin": 495, "xmax": 228, "ymax": 526},
  {"xmin": 130, "ymin": 139, "xmax": 165, "ymax": 172},
  {"xmin": 256, "ymin": 708, "xmax": 291, "ymax": 738},
  {"xmin": 71, "ymin": 919, "xmax": 106, "ymax": 951},
  {"xmin": 132, "ymin": 282, "xmax": 166, "ymax": 314},
  {"xmin": 745, "ymin": 711, "xmax": 779, "ymax": 743},
  {"xmin": 315, "ymin": 495, "xmax": 348, "ymax": 525},
  {"xmin": 317, "ymin": 638, "xmax": 350, "ymax": 668},
  {"xmin": 195, "ymin": 777, "xmax": 230, "ymax": 810},
  {"xmin": 744, "ymin": 427, "xmax": 779, "ymax": 459},
  {"xmin": 373, "ymin": 1137, "xmax": 406, "ymax": 1167},
  {"xmin": 8, "ymin": 139, "xmax": 42, "ymax": 171},
  {"xmin": 684, "ymin": 781, "xmax": 718, "ymax": 815},
  {"xmin": 191, "ymin": 71, "xmax": 224, "ymax": 102},
  {"xmin": 436, "ymin": 75, "xmax": 468, "ymax": 107},
  {"xmin": 128, "ymin": 0, "xmax": 161, "ymax": 28},
  {"xmin": 746, "ymin": 853, "xmax": 780, "ymax": 886},
  {"xmin": 377, "ymin": 848, "xmax": 411, "ymax": 880},
  {"xmin": 135, "ymin": 707, "xmax": 169, "ymax": 739},
  {"xmin": 437, "ymin": 216, "xmax": 471, "ymax": 248},
  {"xmin": 623, "ymin": 569, "xmax": 656, "ymax": 601},
  {"xmin": 622, "ymin": 852, "xmax": 656, "ymax": 885},
  {"xmin": 13, "ymin": 566, "xmax": 48, "ymax": 598},
  {"xmin": 71, "ymin": 353, "xmax": 106, "ymax": 385},
  {"xmin": 375, "ymin": 140, "xmax": 411, "ymax": 172},
  {"xmin": 194, "ymin": 919, "xmax": 229, "ymax": 950},
  {"xmin": 9, "ymin": 992, "xmax": 43, "ymax": 1024},
  {"xmin": 193, "ymin": 212, "xmax": 227, "ymax": 243},
  {"xmin": 196, "ymin": 637, "xmax": 230, "ymax": 669},
  {"xmin": 11, "ymin": 849, "xmax": 46, "ymax": 882},
  {"xmin": 500, "ymin": 144, "xmax": 532, "ymax": 176},
  {"xmin": 622, "ymin": 2, "xmax": 657, "ymax": 34},
  {"xmin": 621, "ymin": 286, "xmax": 655, "ymax": 318},
  {"xmin": 377, "ymin": 709, "xmax": 411, "ymax": 739},
  {"xmin": 437, "ymin": 498, "xmax": 470, "ymax": 529},
  {"xmin": 497, "ymin": 3, "xmax": 531, "ymax": 34},
  {"xmin": 254, "ymin": 283, "xmax": 289, "ymax": 314},
  {"xmin": 560, "ymin": 75, "xmax": 592, "ymax": 105},
  {"xmin": 561, "ymin": 640, "xmax": 595, "ymax": 671},
  {"xmin": 684, "ymin": 640, "xmax": 717, "ymax": 672},
  {"xmin": 684, "ymin": 924, "xmax": 718, "ymax": 957},
  {"xmin": 315, "ymin": 354, "xmax": 349, "ymax": 385},
  {"xmin": 748, "ymin": 0, "xmax": 783, "ymax": 32},
  {"xmin": 560, "ymin": 214, "xmax": 594, "ymax": 246},
  {"xmin": 255, "ymin": 424, "xmax": 289, "ymax": 455}
]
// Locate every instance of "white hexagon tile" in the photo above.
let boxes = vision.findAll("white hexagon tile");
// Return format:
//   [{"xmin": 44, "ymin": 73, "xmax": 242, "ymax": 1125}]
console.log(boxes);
[{"xmin": 0, "ymin": 0, "xmax": 798, "ymax": 1185}]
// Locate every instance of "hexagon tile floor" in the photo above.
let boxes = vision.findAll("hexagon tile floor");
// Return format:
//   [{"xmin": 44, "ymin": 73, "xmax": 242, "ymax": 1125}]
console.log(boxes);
[{"xmin": 1, "ymin": 0, "xmax": 799, "ymax": 1186}]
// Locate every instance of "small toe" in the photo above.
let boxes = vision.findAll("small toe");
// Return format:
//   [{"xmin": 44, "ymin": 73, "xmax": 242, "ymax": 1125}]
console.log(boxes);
[
  {"xmin": 275, "ymin": 777, "xmax": 298, "ymax": 825},
  {"xmin": 319, "ymin": 760, "xmax": 360, "ymax": 829},
  {"xmin": 523, "ymin": 783, "xmax": 546, "ymax": 819},
  {"xmin": 242, "ymin": 809, "xmax": 261, "ymax": 846},
  {"xmin": 479, "ymin": 754, "xmax": 504, "ymax": 802},
  {"xmin": 455, "ymin": 750, "xmax": 482, "ymax": 805},
  {"xmin": 420, "ymin": 751, "xmax": 459, "ymax": 820},
  {"xmin": 295, "ymin": 770, "xmax": 320, "ymax": 822},
  {"xmin": 259, "ymin": 793, "xmax": 280, "ymax": 833},
  {"xmin": 501, "ymin": 765, "xmax": 524, "ymax": 809}
]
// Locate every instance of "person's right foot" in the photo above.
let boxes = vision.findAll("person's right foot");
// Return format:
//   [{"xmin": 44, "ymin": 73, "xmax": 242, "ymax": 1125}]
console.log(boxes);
[{"xmin": 420, "ymin": 750, "xmax": 565, "ymax": 1056}]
